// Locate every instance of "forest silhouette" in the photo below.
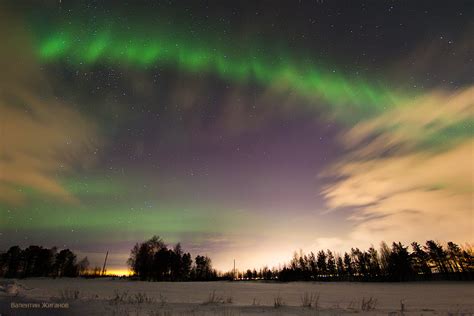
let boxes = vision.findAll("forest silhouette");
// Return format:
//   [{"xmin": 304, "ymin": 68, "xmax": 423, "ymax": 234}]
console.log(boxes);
[{"xmin": 1, "ymin": 236, "xmax": 472, "ymax": 282}]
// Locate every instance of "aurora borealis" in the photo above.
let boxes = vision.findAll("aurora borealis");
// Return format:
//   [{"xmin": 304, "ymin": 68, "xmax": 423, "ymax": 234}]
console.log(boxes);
[
  {"xmin": 35, "ymin": 18, "xmax": 404, "ymax": 121},
  {"xmin": 1, "ymin": 0, "xmax": 473, "ymax": 274}
]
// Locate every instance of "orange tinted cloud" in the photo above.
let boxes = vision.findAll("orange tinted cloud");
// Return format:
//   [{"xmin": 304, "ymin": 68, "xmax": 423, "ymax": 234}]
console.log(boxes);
[
  {"xmin": 0, "ymin": 14, "xmax": 99, "ymax": 204},
  {"xmin": 318, "ymin": 87, "xmax": 474, "ymax": 250}
]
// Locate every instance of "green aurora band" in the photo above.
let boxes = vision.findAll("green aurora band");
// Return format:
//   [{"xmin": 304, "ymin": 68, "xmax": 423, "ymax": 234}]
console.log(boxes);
[
  {"xmin": 1, "ymin": 176, "xmax": 248, "ymax": 238},
  {"xmin": 34, "ymin": 20, "xmax": 410, "ymax": 121}
]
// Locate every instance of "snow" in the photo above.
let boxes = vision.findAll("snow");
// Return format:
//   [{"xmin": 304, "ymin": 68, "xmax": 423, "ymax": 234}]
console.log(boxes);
[{"xmin": 0, "ymin": 278, "xmax": 473, "ymax": 315}]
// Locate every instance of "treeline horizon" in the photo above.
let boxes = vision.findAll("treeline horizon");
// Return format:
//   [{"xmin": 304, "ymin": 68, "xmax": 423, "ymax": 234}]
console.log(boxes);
[
  {"xmin": 1, "ymin": 237, "xmax": 473, "ymax": 282},
  {"xmin": 241, "ymin": 240, "xmax": 473, "ymax": 282},
  {"xmin": 0, "ymin": 235, "xmax": 220, "ymax": 281},
  {"xmin": 0, "ymin": 245, "xmax": 89, "ymax": 278},
  {"xmin": 127, "ymin": 235, "xmax": 218, "ymax": 281}
]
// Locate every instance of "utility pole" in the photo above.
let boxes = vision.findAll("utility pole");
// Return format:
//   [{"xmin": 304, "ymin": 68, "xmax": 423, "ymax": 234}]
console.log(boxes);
[
  {"xmin": 101, "ymin": 251, "xmax": 109, "ymax": 276},
  {"xmin": 233, "ymin": 259, "xmax": 236, "ymax": 280}
]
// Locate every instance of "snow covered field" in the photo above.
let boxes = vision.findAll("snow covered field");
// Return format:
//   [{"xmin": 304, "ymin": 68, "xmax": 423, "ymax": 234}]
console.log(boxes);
[{"xmin": 1, "ymin": 278, "xmax": 473, "ymax": 315}]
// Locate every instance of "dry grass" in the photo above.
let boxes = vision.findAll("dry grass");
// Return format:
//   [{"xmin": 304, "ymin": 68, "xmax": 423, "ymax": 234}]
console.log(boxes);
[
  {"xmin": 58, "ymin": 288, "xmax": 80, "ymax": 300},
  {"xmin": 347, "ymin": 299, "xmax": 357, "ymax": 310},
  {"xmin": 147, "ymin": 311, "xmax": 173, "ymax": 316},
  {"xmin": 251, "ymin": 297, "xmax": 260, "ymax": 306},
  {"xmin": 201, "ymin": 291, "xmax": 233, "ymax": 305},
  {"xmin": 109, "ymin": 290, "xmax": 154, "ymax": 305},
  {"xmin": 110, "ymin": 290, "xmax": 129, "ymax": 305},
  {"xmin": 159, "ymin": 293, "xmax": 168, "ymax": 306},
  {"xmin": 400, "ymin": 299, "xmax": 406, "ymax": 313},
  {"xmin": 300, "ymin": 292, "xmax": 320, "ymax": 309},
  {"xmin": 347, "ymin": 297, "xmax": 378, "ymax": 312},
  {"xmin": 361, "ymin": 296, "xmax": 377, "ymax": 311},
  {"xmin": 133, "ymin": 292, "xmax": 154, "ymax": 304},
  {"xmin": 202, "ymin": 290, "xmax": 224, "ymax": 305},
  {"xmin": 273, "ymin": 293, "xmax": 284, "ymax": 308}
]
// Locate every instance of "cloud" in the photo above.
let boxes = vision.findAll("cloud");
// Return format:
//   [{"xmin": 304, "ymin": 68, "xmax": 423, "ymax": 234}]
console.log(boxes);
[
  {"xmin": 0, "ymin": 13, "xmax": 99, "ymax": 204},
  {"xmin": 318, "ymin": 86, "xmax": 474, "ymax": 250}
]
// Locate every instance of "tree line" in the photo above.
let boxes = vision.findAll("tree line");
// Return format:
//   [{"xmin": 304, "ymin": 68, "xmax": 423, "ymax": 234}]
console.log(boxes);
[
  {"xmin": 127, "ymin": 235, "xmax": 218, "ymax": 281},
  {"xmin": 0, "ymin": 245, "xmax": 90, "ymax": 278},
  {"xmin": 0, "ymin": 236, "xmax": 218, "ymax": 281},
  {"xmin": 234, "ymin": 240, "xmax": 474, "ymax": 282},
  {"xmin": 1, "ymin": 238, "xmax": 472, "ymax": 282}
]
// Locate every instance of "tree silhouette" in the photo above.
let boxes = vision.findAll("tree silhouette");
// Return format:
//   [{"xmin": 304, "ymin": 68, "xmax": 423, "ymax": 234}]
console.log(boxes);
[
  {"xmin": 181, "ymin": 252, "xmax": 192, "ymax": 279},
  {"xmin": 336, "ymin": 255, "xmax": 345, "ymax": 278},
  {"xmin": 308, "ymin": 252, "xmax": 318, "ymax": 279},
  {"xmin": 411, "ymin": 242, "xmax": 431, "ymax": 276},
  {"xmin": 367, "ymin": 246, "xmax": 381, "ymax": 278},
  {"xmin": 77, "ymin": 257, "xmax": 90, "ymax": 276},
  {"xmin": 153, "ymin": 247, "xmax": 172, "ymax": 280},
  {"xmin": 54, "ymin": 249, "xmax": 78, "ymax": 277},
  {"xmin": 127, "ymin": 235, "xmax": 166, "ymax": 280},
  {"xmin": 193, "ymin": 255, "xmax": 215, "ymax": 280},
  {"xmin": 343, "ymin": 252, "xmax": 353, "ymax": 279},
  {"xmin": 126, "ymin": 236, "xmax": 216, "ymax": 281},
  {"xmin": 1, "ymin": 238, "xmax": 472, "ymax": 282},
  {"xmin": 316, "ymin": 250, "xmax": 327, "ymax": 277},
  {"xmin": 387, "ymin": 242, "xmax": 414, "ymax": 281},
  {"xmin": 269, "ymin": 240, "xmax": 472, "ymax": 282},
  {"xmin": 326, "ymin": 250, "xmax": 336, "ymax": 277},
  {"xmin": 351, "ymin": 248, "xmax": 368, "ymax": 278},
  {"xmin": 425, "ymin": 240, "xmax": 448, "ymax": 274},
  {"xmin": 379, "ymin": 241, "xmax": 391, "ymax": 276},
  {"xmin": 447, "ymin": 242, "xmax": 464, "ymax": 273},
  {"xmin": 4, "ymin": 246, "xmax": 22, "ymax": 278}
]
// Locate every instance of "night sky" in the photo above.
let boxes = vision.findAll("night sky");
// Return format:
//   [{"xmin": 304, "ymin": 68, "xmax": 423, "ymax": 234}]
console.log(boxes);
[{"xmin": 1, "ymin": 0, "xmax": 472, "ymax": 274}]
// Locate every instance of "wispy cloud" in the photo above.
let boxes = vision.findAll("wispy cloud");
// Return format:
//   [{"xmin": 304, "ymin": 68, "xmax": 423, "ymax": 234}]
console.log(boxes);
[
  {"xmin": 318, "ymin": 86, "xmax": 473, "ymax": 250},
  {"xmin": 0, "ymin": 14, "xmax": 99, "ymax": 204}
]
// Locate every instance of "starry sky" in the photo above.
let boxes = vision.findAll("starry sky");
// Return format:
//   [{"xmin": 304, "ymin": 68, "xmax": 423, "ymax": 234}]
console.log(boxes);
[{"xmin": 1, "ymin": 0, "xmax": 473, "ymax": 273}]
